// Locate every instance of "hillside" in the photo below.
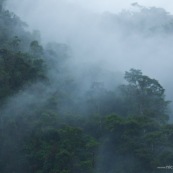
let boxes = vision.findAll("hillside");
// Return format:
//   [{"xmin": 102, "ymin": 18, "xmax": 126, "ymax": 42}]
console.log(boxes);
[{"xmin": 0, "ymin": 1, "xmax": 173, "ymax": 173}]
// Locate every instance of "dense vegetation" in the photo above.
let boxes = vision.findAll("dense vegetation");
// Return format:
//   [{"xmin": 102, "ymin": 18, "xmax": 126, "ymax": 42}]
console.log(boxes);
[{"xmin": 0, "ymin": 2, "xmax": 173, "ymax": 173}]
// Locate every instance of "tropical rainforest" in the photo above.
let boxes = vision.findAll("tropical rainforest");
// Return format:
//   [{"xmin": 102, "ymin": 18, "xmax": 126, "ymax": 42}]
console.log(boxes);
[{"xmin": 0, "ymin": 1, "xmax": 173, "ymax": 173}]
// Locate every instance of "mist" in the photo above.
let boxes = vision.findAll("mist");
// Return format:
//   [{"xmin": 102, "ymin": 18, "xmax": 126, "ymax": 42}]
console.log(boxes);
[
  {"xmin": 5, "ymin": 0, "xmax": 173, "ymax": 102},
  {"xmin": 1, "ymin": 1, "xmax": 173, "ymax": 172}
]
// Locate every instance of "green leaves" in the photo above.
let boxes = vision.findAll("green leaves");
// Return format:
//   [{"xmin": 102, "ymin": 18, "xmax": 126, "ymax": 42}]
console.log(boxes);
[
  {"xmin": 0, "ymin": 49, "xmax": 46, "ymax": 102},
  {"xmin": 103, "ymin": 114, "xmax": 173, "ymax": 172},
  {"xmin": 125, "ymin": 69, "xmax": 165, "ymax": 96},
  {"xmin": 24, "ymin": 125, "xmax": 97, "ymax": 173},
  {"xmin": 0, "ymin": 3, "xmax": 173, "ymax": 173},
  {"xmin": 121, "ymin": 68, "xmax": 169, "ymax": 122}
]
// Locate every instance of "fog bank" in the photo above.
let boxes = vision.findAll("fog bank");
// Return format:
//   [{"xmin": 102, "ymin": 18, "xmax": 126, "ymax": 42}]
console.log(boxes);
[{"xmin": 5, "ymin": 0, "xmax": 173, "ymax": 102}]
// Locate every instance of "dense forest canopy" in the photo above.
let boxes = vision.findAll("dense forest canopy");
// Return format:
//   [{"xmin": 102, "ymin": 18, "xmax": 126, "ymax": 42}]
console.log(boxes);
[{"xmin": 0, "ymin": 1, "xmax": 173, "ymax": 173}]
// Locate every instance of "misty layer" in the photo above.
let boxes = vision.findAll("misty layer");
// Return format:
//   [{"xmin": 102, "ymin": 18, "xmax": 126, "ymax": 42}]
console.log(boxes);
[
  {"xmin": 5, "ymin": 1, "xmax": 173, "ymax": 101},
  {"xmin": 0, "ymin": 1, "xmax": 173, "ymax": 173}
]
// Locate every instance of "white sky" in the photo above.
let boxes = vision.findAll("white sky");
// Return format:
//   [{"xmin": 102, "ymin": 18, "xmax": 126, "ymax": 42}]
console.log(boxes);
[
  {"xmin": 66, "ymin": 0, "xmax": 173, "ymax": 13},
  {"xmin": 5, "ymin": 0, "xmax": 173, "ymax": 14}
]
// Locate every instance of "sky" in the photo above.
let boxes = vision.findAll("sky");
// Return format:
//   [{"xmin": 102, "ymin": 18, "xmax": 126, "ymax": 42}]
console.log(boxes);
[
  {"xmin": 69, "ymin": 0, "xmax": 173, "ymax": 13},
  {"xmin": 5, "ymin": 0, "xmax": 173, "ymax": 14},
  {"xmin": 5, "ymin": 0, "xmax": 173, "ymax": 42},
  {"xmin": 5, "ymin": 0, "xmax": 173, "ymax": 43}
]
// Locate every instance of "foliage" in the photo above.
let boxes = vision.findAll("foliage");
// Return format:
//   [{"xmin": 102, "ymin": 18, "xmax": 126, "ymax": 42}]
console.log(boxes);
[
  {"xmin": 25, "ymin": 125, "xmax": 97, "ymax": 173},
  {"xmin": 0, "ymin": 49, "xmax": 45, "ymax": 101},
  {"xmin": 0, "ymin": 3, "xmax": 173, "ymax": 173},
  {"xmin": 103, "ymin": 114, "xmax": 173, "ymax": 173},
  {"xmin": 120, "ymin": 68, "xmax": 169, "ymax": 123}
]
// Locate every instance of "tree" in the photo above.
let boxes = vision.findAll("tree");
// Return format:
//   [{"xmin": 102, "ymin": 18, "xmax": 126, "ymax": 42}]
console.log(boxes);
[
  {"xmin": 25, "ymin": 125, "xmax": 97, "ymax": 173},
  {"xmin": 103, "ymin": 114, "xmax": 173, "ymax": 173},
  {"xmin": 0, "ymin": 49, "xmax": 45, "ymax": 102},
  {"xmin": 30, "ymin": 40, "xmax": 43, "ymax": 57},
  {"xmin": 120, "ymin": 69, "xmax": 169, "ymax": 123}
]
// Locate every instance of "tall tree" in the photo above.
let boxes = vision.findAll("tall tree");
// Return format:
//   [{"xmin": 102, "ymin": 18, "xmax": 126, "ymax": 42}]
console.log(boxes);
[{"xmin": 120, "ymin": 69, "xmax": 169, "ymax": 123}]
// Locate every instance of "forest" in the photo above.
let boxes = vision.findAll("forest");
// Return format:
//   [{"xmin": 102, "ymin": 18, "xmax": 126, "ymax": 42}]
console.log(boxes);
[{"xmin": 0, "ymin": 1, "xmax": 173, "ymax": 173}]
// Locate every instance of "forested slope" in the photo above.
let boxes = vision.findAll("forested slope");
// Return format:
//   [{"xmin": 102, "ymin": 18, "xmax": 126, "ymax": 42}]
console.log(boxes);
[{"xmin": 0, "ymin": 1, "xmax": 173, "ymax": 173}]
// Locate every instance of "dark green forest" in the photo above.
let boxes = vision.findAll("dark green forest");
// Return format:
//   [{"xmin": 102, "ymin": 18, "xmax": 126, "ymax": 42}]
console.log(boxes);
[{"xmin": 0, "ymin": 1, "xmax": 173, "ymax": 173}]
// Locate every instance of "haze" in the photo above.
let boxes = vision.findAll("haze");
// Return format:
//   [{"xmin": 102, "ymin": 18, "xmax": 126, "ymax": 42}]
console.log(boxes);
[
  {"xmin": 5, "ymin": 0, "xmax": 173, "ymax": 102},
  {"xmin": 5, "ymin": 0, "xmax": 173, "ymax": 14}
]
